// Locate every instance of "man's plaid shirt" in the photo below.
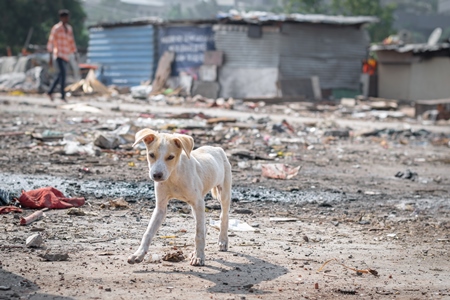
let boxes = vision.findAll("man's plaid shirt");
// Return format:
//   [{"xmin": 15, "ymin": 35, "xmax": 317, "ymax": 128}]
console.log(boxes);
[{"xmin": 47, "ymin": 22, "xmax": 77, "ymax": 62}]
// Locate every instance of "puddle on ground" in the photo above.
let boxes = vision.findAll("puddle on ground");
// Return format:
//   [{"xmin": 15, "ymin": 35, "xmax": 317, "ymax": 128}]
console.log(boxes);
[{"xmin": 0, "ymin": 173, "xmax": 348, "ymax": 205}]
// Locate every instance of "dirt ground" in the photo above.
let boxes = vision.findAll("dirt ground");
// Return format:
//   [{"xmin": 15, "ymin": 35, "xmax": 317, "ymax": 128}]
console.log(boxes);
[{"xmin": 0, "ymin": 95, "xmax": 449, "ymax": 300}]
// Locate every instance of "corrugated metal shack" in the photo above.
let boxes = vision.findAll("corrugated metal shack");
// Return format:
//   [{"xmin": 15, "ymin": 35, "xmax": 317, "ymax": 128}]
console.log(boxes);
[
  {"xmin": 88, "ymin": 18, "xmax": 161, "ymax": 87},
  {"xmin": 87, "ymin": 12, "xmax": 377, "ymax": 99},
  {"xmin": 88, "ymin": 18, "xmax": 216, "ymax": 87},
  {"xmin": 371, "ymin": 43, "xmax": 450, "ymax": 101},
  {"xmin": 215, "ymin": 12, "xmax": 378, "ymax": 99}
]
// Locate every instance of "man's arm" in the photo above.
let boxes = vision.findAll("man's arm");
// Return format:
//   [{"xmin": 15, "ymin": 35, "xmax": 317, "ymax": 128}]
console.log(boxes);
[
  {"xmin": 70, "ymin": 26, "xmax": 78, "ymax": 62},
  {"xmin": 47, "ymin": 27, "xmax": 55, "ymax": 67}
]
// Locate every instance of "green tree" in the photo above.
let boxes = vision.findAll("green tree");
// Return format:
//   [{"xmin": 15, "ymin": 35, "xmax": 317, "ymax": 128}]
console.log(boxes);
[
  {"xmin": 166, "ymin": 3, "xmax": 184, "ymax": 20},
  {"xmin": 331, "ymin": 0, "xmax": 396, "ymax": 42},
  {"xmin": 283, "ymin": 0, "xmax": 327, "ymax": 14},
  {"xmin": 0, "ymin": 0, "xmax": 87, "ymax": 56},
  {"xmin": 165, "ymin": 0, "xmax": 219, "ymax": 20},
  {"xmin": 395, "ymin": 0, "xmax": 438, "ymax": 14}
]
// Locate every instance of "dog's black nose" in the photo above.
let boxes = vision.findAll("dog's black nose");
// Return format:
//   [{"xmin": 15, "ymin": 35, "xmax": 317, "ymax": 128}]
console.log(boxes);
[{"xmin": 153, "ymin": 172, "xmax": 163, "ymax": 180}]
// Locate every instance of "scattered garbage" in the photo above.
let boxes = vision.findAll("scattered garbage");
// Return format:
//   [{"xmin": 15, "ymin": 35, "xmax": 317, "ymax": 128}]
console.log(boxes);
[
  {"xmin": 0, "ymin": 189, "xmax": 11, "ymax": 205},
  {"xmin": 324, "ymin": 130, "xmax": 350, "ymax": 138},
  {"xmin": 0, "ymin": 206, "xmax": 23, "ymax": 214},
  {"xmin": 32, "ymin": 130, "xmax": 64, "ymax": 141},
  {"xmin": 261, "ymin": 164, "xmax": 301, "ymax": 180},
  {"xmin": 336, "ymin": 289, "xmax": 357, "ymax": 295},
  {"xmin": 270, "ymin": 217, "xmax": 298, "ymax": 222},
  {"xmin": 60, "ymin": 103, "xmax": 103, "ymax": 114},
  {"xmin": 101, "ymin": 198, "xmax": 130, "ymax": 210},
  {"xmin": 26, "ymin": 233, "xmax": 44, "ymax": 248},
  {"xmin": 65, "ymin": 69, "xmax": 109, "ymax": 95},
  {"xmin": 38, "ymin": 250, "xmax": 69, "ymax": 261},
  {"xmin": 0, "ymin": 66, "xmax": 50, "ymax": 93},
  {"xmin": 67, "ymin": 207, "xmax": 86, "ymax": 216},
  {"xmin": 148, "ymin": 254, "xmax": 161, "ymax": 263},
  {"xmin": 20, "ymin": 208, "xmax": 47, "ymax": 225},
  {"xmin": 131, "ymin": 85, "xmax": 152, "ymax": 99},
  {"xmin": 94, "ymin": 134, "xmax": 121, "ymax": 149},
  {"xmin": 395, "ymin": 169, "xmax": 418, "ymax": 181},
  {"xmin": 318, "ymin": 258, "xmax": 379, "ymax": 277},
  {"xmin": 18, "ymin": 187, "xmax": 85, "ymax": 209},
  {"xmin": 233, "ymin": 208, "xmax": 253, "ymax": 214},
  {"xmin": 64, "ymin": 141, "xmax": 97, "ymax": 156},
  {"xmin": 209, "ymin": 218, "xmax": 256, "ymax": 231},
  {"xmin": 162, "ymin": 250, "xmax": 185, "ymax": 262}
]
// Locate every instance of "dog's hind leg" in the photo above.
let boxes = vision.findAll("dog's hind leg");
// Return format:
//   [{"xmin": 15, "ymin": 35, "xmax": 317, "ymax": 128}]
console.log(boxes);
[
  {"xmin": 218, "ymin": 169, "xmax": 232, "ymax": 252},
  {"xmin": 128, "ymin": 191, "xmax": 169, "ymax": 264},
  {"xmin": 190, "ymin": 199, "xmax": 206, "ymax": 266}
]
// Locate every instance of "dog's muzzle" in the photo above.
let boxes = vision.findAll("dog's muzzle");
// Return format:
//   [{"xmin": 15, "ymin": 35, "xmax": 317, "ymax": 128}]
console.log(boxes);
[{"xmin": 151, "ymin": 172, "xmax": 165, "ymax": 182}]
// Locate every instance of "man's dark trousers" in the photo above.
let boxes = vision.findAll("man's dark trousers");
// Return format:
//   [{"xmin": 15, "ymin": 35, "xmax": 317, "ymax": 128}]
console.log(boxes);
[{"xmin": 48, "ymin": 57, "xmax": 67, "ymax": 100}]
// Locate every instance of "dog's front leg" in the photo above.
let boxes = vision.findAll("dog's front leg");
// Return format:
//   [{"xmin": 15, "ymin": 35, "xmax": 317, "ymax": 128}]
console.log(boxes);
[
  {"xmin": 127, "ymin": 192, "xmax": 169, "ymax": 264},
  {"xmin": 190, "ymin": 200, "xmax": 206, "ymax": 266}
]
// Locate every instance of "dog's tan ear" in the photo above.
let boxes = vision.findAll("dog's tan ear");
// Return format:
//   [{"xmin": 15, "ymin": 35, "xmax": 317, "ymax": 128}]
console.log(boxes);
[
  {"xmin": 133, "ymin": 128, "xmax": 157, "ymax": 147},
  {"xmin": 173, "ymin": 134, "xmax": 194, "ymax": 159}
]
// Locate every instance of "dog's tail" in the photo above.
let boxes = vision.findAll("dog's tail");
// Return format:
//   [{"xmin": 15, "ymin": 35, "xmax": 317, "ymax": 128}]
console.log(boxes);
[{"xmin": 211, "ymin": 187, "xmax": 219, "ymax": 200}]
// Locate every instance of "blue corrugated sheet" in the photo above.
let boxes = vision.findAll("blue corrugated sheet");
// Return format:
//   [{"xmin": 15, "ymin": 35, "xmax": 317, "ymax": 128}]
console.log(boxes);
[
  {"xmin": 87, "ymin": 25, "xmax": 155, "ymax": 86},
  {"xmin": 158, "ymin": 25, "xmax": 215, "ymax": 76}
]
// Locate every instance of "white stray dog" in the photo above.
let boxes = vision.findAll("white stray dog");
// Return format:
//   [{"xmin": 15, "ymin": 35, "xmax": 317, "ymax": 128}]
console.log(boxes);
[{"xmin": 127, "ymin": 129, "xmax": 232, "ymax": 266}]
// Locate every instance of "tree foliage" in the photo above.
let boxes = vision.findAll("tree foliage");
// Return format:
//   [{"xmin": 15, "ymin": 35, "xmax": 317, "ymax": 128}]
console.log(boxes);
[
  {"xmin": 0, "ymin": 0, "xmax": 87, "ymax": 56},
  {"xmin": 281, "ymin": 0, "xmax": 396, "ymax": 42},
  {"xmin": 331, "ymin": 0, "xmax": 396, "ymax": 42},
  {"xmin": 395, "ymin": 0, "xmax": 438, "ymax": 14},
  {"xmin": 166, "ymin": 0, "xmax": 219, "ymax": 20},
  {"xmin": 283, "ymin": 0, "xmax": 325, "ymax": 14}
]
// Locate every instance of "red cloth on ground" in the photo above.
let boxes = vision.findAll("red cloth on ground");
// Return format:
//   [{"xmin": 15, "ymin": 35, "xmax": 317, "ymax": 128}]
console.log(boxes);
[
  {"xmin": 0, "ymin": 206, "xmax": 23, "ymax": 214},
  {"xmin": 18, "ymin": 187, "xmax": 85, "ymax": 209}
]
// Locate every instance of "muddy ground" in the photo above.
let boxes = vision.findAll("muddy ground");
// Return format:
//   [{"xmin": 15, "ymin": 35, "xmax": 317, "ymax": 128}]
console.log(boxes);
[{"xmin": 0, "ymin": 95, "xmax": 449, "ymax": 300}]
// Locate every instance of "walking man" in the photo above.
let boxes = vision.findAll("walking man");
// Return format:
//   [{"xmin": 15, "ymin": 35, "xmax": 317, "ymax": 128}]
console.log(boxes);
[{"xmin": 47, "ymin": 9, "xmax": 78, "ymax": 102}]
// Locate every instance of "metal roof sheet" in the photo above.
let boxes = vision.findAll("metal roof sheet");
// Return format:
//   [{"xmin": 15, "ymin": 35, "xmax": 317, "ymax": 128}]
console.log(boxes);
[
  {"xmin": 89, "ymin": 11, "xmax": 378, "ymax": 29},
  {"xmin": 371, "ymin": 43, "xmax": 450, "ymax": 53},
  {"xmin": 217, "ymin": 10, "xmax": 379, "ymax": 25}
]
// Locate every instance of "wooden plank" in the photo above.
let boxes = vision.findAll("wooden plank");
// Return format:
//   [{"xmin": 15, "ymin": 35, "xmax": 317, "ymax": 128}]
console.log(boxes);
[{"xmin": 151, "ymin": 51, "xmax": 175, "ymax": 95}]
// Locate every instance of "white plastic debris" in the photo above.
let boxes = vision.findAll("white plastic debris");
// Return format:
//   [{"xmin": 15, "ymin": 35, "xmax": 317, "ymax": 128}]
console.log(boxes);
[
  {"xmin": 131, "ymin": 85, "xmax": 152, "ymax": 99},
  {"xmin": 60, "ymin": 103, "xmax": 103, "ymax": 113},
  {"xmin": 209, "ymin": 218, "xmax": 256, "ymax": 232},
  {"xmin": 148, "ymin": 254, "xmax": 161, "ymax": 263},
  {"xmin": 238, "ymin": 161, "xmax": 250, "ymax": 170},
  {"xmin": 64, "ymin": 141, "xmax": 96, "ymax": 156},
  {"xmin": 26, "ymin": 233, "xmax": 43, "ymax": 248}
]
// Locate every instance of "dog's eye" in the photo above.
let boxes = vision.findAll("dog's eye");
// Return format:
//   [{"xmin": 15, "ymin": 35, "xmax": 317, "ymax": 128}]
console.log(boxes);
[
  {"xmin": 167, "ymin": 155, "xmax": 175, "ymax": 161},
  {"xmin": 149, "ymin": 153, "xmax": 155, "ymax": 159}
]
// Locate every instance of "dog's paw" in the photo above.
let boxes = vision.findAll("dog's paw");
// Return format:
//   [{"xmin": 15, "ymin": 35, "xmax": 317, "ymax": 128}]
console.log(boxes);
[
  {"xmin": 218, "ymin": 240, "xmax": 228, "ymax": 252},
  {"xmin": 190, "ymin": 256, "xmax": 205, "ymax": 266},
  {"xmin": 189, "ymin": 252, "xmax": 205, "ymax": 266},
  {"xmin": 127, "ymin": 251, "xmax": 146, "ymax": 264}
]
